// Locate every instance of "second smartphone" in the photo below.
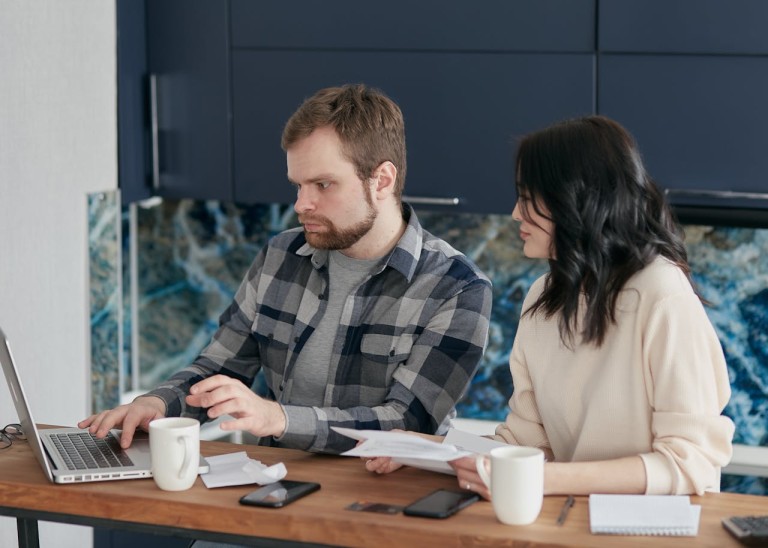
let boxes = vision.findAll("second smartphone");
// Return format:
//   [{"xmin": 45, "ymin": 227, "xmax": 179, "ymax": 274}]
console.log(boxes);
[
  {"xmin": 403, "ymin": 488, "xmax": 480, "ymax": 519},
  {"xmin": 239, "ymin": 480, "xmax": 321, "ymax": 508}
]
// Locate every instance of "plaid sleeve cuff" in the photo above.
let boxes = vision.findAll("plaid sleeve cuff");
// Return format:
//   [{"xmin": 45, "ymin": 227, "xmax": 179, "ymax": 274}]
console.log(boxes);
[
  {"xmin": 140, "ymin": 389, "xmax": 177, "ymax": 415},
  {"xmin": 277, "ymin": 404, "xmax": 318, "ymax": 451}
]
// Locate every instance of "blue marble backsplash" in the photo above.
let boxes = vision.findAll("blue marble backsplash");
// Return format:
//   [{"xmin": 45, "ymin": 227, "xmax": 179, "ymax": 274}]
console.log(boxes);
[
  {"xmin": 87, "ymin": 191, "xmax": 121, "ymax": 413},
  {"xmin": 89, "ymin": 196, "xmax": 767, "ymax": 494}
]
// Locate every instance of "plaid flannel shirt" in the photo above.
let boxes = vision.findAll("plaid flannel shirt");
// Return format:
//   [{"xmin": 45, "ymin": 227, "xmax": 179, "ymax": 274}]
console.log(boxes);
[{"xmin": 146, "ymin": 205, "xmax": 492, "ymax": 453}]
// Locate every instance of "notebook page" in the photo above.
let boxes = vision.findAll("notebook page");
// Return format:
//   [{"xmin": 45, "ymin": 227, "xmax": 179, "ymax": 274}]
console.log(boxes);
[{"xmin": 589, "ymin": 494, "xmax": 701, "ymax": 536}]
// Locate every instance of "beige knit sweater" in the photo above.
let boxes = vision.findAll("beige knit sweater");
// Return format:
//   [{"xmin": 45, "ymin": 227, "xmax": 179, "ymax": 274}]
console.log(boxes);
[{"xmin": 494, "ymin": 257, "xmax": 735, "ymax": 495}]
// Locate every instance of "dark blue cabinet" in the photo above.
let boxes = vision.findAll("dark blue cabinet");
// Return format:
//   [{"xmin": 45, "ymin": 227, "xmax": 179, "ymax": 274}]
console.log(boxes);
[
  {"xmin": 119, "ymin": 0, "xmax": 596, "ymax": 214},
  {"xmin": 596, "ymin": 1, "xmax": 768, "ymax": 214},
  {"xmin": 118, "ymin": 0, "xmax": 232, "ymax": 203},
  {"xmin": 599, "ymin": 0, "xmax": 768, "ymax": 54},
  {"xmin": 230, "ymin": 0, "xmax": 595, "ymax": 52},
  {"xmin": 229, "ymin": 0, "xmax": 596, "ymax": 213},
  {"xmin": 145, "ymin": 0, "xmax": 232, "ymax": 202},
  {"xmin": 599, "ymin": 54, "xmax": 768, "ymax": 210},
  {"xmin": 122, "ymin": 0, "xmax": 768, "ymax": 218},
  {"xmin": 233, "ymin": 51, "xmax": 594, "ymax": 211},
  {"xmin": 116, "ymin": 0, "xmax": 149, "ymax": 204}
]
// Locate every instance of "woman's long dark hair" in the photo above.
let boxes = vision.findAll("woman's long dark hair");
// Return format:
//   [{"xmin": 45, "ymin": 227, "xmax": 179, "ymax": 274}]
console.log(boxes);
[{"xmin": 516, "ymin": 115, "xmax": 692, "ymax": 346}]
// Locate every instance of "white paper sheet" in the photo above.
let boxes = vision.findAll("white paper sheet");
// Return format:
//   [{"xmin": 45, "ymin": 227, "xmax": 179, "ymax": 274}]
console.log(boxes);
[
  {"xmin": 200, "ymin": 451, "xmax": 287, "ymax": 488},
  {"xmin": 332, "ymin": 427, "xmax": 507, "ymax": 475},
  {"xmin": 443, "ymin": 428, "xmax": 508, "ymax": 454}
]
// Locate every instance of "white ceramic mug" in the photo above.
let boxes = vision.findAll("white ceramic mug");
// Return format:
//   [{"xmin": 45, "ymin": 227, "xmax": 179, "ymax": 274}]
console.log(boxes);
[
  {"xmin": 476, "ymin": 446, "xmax": 544, "ymax": 525},
  {"xmin": 149, "ymin": 417, "xmax": 200, "ymax": 491}
]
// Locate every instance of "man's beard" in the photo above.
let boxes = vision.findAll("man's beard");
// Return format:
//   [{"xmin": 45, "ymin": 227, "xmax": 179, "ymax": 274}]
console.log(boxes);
[
  {"xmin": 303, "ymin": 208, "xmax": 377, "ymax": 250},
  {"xmin": 301, "ymin": 182, "xmax": 378, "ymax": 250}
]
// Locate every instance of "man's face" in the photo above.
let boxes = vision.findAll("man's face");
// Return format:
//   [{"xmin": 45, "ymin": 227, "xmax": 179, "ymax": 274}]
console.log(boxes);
[{"xmin": 287, "ymin": 126, "xmax": 377, "ymax": 253}]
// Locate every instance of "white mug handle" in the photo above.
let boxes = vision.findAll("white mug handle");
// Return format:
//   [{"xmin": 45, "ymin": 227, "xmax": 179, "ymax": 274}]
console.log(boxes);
[
  {"xmin": 178, "ymin": 435, "xmax": 193, "ymax": 480},
  {"xmin": 475, "ymin": 454, "xmax": 491, "ymax": 494}
]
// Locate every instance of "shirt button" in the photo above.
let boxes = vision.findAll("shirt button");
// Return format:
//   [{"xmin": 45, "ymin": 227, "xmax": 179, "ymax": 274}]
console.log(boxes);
[
  {"xmin": 389, "ymin": 349, "xmax": 395, "ymax": 357},
  {"xmin": 294, "ymin": 337, "xmax": 300, "ymax": 343},
  {"xmin": 318, "ymin": 294, "xmax": 325, "ymax": 300},
  {"xmin": 268, "ymin": 333, "xmax": 274, "ymax": 340}
]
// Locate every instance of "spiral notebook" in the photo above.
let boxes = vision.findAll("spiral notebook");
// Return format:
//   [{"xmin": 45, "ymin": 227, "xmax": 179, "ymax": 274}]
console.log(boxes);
[{"xmin": 589, "ymin": 494, "xmax": 701, "ymax": 536}]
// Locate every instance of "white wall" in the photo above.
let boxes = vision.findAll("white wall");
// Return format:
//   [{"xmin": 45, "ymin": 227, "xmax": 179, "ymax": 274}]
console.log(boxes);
[{"xmin": 0, "ymin": 1, "xmax": 117, "ymax": 547}]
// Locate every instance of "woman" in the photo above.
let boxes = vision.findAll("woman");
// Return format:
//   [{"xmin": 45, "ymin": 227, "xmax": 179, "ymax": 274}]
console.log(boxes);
[{"xmin": 366, "ymin": 115, "xmax": 734, "ymax": 498}]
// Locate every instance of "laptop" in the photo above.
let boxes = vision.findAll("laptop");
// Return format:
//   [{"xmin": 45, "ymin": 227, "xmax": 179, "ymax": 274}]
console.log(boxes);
[{"xmin": 0, "ymin": 327, "xmax": 208, "ymax": 483}]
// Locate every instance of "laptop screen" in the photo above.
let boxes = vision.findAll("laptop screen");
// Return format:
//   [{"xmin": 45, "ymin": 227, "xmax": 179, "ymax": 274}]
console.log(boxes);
[{"xmin": 0, "ymin": 327, "xmax": 57, "ymax": 481}]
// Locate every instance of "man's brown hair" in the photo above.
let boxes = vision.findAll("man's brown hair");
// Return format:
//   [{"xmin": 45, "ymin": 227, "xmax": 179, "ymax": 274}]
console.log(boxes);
[{"xmin": 281, "ymin": 84, "xmax": 407, "ymax": 200}]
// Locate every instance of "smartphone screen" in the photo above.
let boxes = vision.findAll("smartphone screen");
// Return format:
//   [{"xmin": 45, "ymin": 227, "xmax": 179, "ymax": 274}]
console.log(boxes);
[
  {"xmin": 239, "ymin": 480, "xmax": 321, "ymax": 508},
  {"xmin": 403, "ymin": 488, "xmax": 480, "ymax": 519}
]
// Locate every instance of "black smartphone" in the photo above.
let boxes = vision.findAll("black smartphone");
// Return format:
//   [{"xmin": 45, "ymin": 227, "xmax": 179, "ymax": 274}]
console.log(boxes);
[
  {"xmin": 403, "ymin": 488, "xmax": 480, "ymax": 519},
  {"xmin": 239, "ymin": 480, "xmax": 321, "ymax": 508}
]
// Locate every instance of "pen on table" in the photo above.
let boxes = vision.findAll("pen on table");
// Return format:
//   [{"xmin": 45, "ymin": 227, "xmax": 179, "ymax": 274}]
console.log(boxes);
[{"xmin": 556, "ymin": 495, "xmax": 575, "ymax": 526}]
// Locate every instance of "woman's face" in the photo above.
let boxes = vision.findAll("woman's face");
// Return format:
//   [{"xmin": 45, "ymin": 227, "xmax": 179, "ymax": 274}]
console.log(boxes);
[{"xmin": 512, "ymin": 195, "xmax": 554, "ymax": 259}]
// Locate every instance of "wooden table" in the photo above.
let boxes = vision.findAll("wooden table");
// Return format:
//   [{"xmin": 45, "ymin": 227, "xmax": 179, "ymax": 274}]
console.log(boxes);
[{"xmin": 0, "ymin": 431, "xmax": 765, "ymax": 547}]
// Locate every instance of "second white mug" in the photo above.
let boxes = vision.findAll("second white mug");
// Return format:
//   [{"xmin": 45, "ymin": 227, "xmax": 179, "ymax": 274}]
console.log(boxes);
[
  {"xmin": 476, "ymin": 445, "xmax": 544, "ymax": 525},
  {"xmin": 149, "ymin": 417, "xmax": 200, "ymax": 491}
]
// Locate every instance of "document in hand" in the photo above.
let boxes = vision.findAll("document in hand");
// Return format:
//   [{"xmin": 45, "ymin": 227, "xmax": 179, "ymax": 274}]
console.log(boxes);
[
  {"xmin": 332, "ymin": 427, "xmax": 507, "ymax": 475},
  {"xmin": 589, "ymin": 494, "xmax": 702, "ymax": 536}
]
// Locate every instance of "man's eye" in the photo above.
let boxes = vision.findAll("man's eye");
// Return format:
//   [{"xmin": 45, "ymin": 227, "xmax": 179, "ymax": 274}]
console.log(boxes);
[{"xmin": 318, "ymin": 182, "xmax": 330, "ymax": 190}]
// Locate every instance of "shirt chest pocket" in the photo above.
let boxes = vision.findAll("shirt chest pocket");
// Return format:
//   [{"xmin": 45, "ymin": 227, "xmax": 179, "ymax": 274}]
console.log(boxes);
[
  {"xmin": 360, "ymin": 332, "xmax": 417, "ymax": 365},
  {"xmin": 352, "ymin": 332, "xmax": 418, "ymax": 402}
]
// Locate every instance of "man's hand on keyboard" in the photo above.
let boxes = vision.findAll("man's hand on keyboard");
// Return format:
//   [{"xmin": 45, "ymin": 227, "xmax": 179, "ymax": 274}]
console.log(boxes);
[{"xmin": 78, "ymin": 396, "xmax": 166, "ymax": 448}]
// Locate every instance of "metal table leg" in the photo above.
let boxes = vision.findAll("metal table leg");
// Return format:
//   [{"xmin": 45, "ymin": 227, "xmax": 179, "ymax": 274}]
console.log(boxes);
[{"xmin": 18, "ymin": 517, "xmax": 40, "ymax": 548}]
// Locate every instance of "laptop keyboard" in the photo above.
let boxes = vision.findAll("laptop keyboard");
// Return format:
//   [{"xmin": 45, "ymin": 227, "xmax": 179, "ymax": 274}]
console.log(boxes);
[{"xmin": 49, "ymin": 432, "xmax": 134, "ymax": 470}]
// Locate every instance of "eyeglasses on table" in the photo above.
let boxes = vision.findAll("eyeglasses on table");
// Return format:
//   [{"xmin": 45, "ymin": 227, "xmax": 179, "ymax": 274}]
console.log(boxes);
[{"xmin": 0, "ymin": 423, "xmax": 26, "ymax": 450}]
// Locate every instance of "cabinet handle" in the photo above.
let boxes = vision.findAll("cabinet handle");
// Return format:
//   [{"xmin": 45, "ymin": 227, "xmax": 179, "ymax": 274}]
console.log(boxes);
[
  {"xmin": 149, "ymin": 73, "xmax": 160, "ymax": 192},
  {"xmin": 403, "ymin": 195, "xmax": 462, "ymax": 206},
  {"xmin": 665, "ymin": 189, "xmax": 768, "ymax": 202}
]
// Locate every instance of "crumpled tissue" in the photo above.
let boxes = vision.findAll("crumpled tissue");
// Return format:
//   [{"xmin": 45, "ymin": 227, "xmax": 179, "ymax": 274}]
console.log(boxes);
[{"xmin": 200, "ymin": 451, "xmax": 287, "ymax": 488}]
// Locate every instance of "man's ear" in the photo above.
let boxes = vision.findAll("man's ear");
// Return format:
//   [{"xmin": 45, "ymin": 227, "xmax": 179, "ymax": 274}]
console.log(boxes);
[{"xmin": 372, "ymin": 161, "xmax": 397, "ymax": 199}]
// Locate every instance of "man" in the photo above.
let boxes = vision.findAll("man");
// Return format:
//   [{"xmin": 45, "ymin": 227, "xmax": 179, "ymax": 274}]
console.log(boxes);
[{"xmin": 80, "ymin": 84, "xmax": 492, "ymax": 454}]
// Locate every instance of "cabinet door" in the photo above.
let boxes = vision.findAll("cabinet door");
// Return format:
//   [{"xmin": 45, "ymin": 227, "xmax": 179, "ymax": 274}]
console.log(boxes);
[
  {"xmin": 231, "ymin": 0, "xmax": 595, "ymax": 52},
  {"xmin": 116, "ymin": 0, "xmax": 150, "ymax": 203},
  {"xmin": 145, "ymin": 0, "xmax": 232, "ymax": 201},
  {"xmin": 599, "ymin": 0, "xmax": 768, "ymax": 54},
  {"xmin": 232, "ymin": 51, "xmax": 594, "ymax": 214},
  {"xmin": 598, "ymin": 54, "xmax": 768, "ymax": 210}
]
